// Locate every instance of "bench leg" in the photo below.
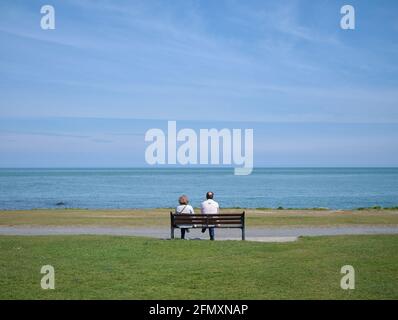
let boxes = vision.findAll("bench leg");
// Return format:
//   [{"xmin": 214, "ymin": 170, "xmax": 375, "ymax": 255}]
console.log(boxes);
[
  {"xmin": 171, "ymin": 227, "xmax": 175, "ymax": 239},
  {"xmin": 242, "ymin": 227, "xmax": 245, "ymax": 241}
]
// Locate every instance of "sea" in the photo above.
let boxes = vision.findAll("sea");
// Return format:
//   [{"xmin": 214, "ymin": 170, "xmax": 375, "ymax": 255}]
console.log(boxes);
[{"xmin": 0, "ymin": 168, "xmax": 397, "ymax": 210}]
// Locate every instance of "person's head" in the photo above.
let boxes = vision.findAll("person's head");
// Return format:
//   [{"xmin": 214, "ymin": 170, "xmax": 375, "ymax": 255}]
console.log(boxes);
[
  {"xmin": 206, "ymin": 191, "xmax": 214, "ymax": 200},
  {"xmin": 178, "ymin": 195, "xmax": 189, "ymax": 205}
]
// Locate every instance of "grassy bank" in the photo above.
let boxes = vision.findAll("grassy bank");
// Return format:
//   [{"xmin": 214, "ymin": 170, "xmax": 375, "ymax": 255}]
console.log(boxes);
[
  {"xmin": 0, "ymin": 208, "xmax": 397, "ymax": 228},
  {"xmin": 0, "ymin": 234, "xmax": 397, "ymax": 299}
]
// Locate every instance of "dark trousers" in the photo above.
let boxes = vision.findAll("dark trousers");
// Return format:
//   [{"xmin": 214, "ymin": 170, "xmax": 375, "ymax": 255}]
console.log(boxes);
[
  {"xmin": 181, "ymin": 228, "xmax": 187, "ymax": 239},
  {"xmin": 202, "ymin": 227, "xmax": 215, "ymax": 240},
  {"xmin": 209, "ymin": 227, "xmax": 215, "ymax": 240}
]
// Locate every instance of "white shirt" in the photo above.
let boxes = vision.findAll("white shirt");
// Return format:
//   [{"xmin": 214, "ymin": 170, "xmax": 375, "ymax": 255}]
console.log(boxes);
[
  {"xmin": 201, "ymin": 199, "xmax": 219, "ymax": 214},
  {"xmin": 176, "ymin": 204, "xmax": 194, "ymax": 214}
]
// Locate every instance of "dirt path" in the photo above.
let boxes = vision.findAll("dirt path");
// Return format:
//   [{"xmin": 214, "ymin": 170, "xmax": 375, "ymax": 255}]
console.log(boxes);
[{"xmin": 0, "ymin": 226, "xmax": 397, "ymax": 242}]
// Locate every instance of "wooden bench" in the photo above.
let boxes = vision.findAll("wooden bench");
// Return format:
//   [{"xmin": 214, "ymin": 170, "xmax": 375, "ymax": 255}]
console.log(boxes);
[{"xmin": 170, "ymin": 211, "xmax": 245, "ymax": 240}]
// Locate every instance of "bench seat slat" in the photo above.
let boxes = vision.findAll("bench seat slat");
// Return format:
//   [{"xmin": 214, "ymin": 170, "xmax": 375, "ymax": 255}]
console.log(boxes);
[
  {"xmin": 174, "ymin": 221, "xmax": 242, "ymax": 225},
  {"xmin": 173, "ymin": 213, "xmax": 242, "ymax": 218},
  {"xmin": 174, "ymin": 218, "xmax": 242, "ymax": 221},
  {"xmin": 174, "ymin": 225, "xmax": 243, "ymax": 229}
]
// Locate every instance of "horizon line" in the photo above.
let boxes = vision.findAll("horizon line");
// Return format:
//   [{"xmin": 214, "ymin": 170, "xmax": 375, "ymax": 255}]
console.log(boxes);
[{"xmin": 1, "ymin": 166, "xmax": 398, "ymax": 170}]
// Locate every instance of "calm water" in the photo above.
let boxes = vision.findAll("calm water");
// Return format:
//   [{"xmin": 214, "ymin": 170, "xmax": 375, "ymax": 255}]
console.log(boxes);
[{"xmin": 0, "ymin": 168, "xmax": 397, "ymax": 210}]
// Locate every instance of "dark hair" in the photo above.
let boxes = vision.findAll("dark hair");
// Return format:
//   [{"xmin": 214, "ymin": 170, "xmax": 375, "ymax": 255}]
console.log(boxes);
[{"xmin": 206, "ymin": 191, "xmax": 214, "ymax": 200}]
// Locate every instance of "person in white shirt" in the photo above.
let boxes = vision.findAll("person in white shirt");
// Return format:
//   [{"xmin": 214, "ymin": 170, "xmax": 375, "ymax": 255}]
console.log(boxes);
[
  {"xmin": 200, "ymin": 191, "xmax": 219, "ymax": 240},
  {"xmin": 176, "ymin": 195, "xmax": 194, "ymax": 239}
]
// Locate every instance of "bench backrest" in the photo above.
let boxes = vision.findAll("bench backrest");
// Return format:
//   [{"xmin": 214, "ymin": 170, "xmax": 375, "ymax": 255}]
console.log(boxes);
[{"xmin": 171, "ymin": 212, "xmax": 245, "ymax": 228}]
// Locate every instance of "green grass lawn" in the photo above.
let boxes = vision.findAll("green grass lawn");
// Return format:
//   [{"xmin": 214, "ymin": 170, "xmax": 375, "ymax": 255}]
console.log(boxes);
[
  {"xmin": 0, "ymin": 235, "xmax": 397, "ymax": 299},
  {"xmin": 1, "ymin": 208, "xmax": 397, "ymax": 227}
]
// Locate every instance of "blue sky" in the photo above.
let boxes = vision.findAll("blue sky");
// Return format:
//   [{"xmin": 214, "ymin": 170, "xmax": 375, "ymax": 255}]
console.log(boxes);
[{"xmin": 0, "ymin": 0, "xmax": 397, "ymax": 167}]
